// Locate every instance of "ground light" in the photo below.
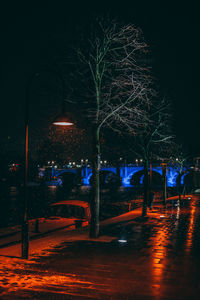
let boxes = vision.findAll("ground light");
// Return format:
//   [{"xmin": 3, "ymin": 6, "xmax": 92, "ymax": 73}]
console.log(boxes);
[
  {"xmin": 118, "ymin": 228, "xmax": 128, "ymax": 243},
  {"xmin": 118, "ymin": 239, "xmax": 128, "ymax": 243}
]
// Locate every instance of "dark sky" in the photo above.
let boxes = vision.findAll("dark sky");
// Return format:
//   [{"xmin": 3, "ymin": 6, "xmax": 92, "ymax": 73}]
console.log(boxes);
[{"xmin": 0, "ymin": 1, "xmax": 199, "ymax": 158}]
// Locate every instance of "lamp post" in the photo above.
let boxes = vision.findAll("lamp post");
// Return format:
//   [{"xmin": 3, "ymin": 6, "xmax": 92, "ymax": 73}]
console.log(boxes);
[
  {"xmin": 22, "ymin": 70, "xmax": 73, "ymax": 259},
  {"xmin": 161, "ymin": 162, "xmax": 167, "ymax": 205}
]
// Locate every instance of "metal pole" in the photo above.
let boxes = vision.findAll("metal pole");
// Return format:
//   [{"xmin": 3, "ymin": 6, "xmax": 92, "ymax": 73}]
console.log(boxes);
[
  {"xmin": 90, "ymin": 125, "xmax": 100, "ymax": 238},
  {"xmin": 21, "ymin": 80, "xmax": 30, "ymax": 259},
  {"xmin": 149, "ymin": 162, "xmax": 152, "ymax": 188},
  {"xmin": 161, "ymin": 163, "xmax": 167, "ymax": 205},
  {"xmin": 21, "ymin": 69, "xmax": 67, "ymax": 258},
  {"xmin": 142, "ymin": 159, "xmax": 149, "ymax": 216}
]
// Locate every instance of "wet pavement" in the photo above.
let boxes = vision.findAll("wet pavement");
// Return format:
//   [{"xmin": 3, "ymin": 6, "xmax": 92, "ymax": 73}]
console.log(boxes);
[{"xmin": 0, "ymin": 196, "xmax": 200, "ymax": 299}]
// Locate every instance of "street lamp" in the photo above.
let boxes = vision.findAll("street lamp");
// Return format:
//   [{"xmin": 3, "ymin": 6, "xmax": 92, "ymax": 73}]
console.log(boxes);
[
  {"xmin": 53, "ymin": 112, "xmax": 74, "ymax": 126},
  {"xmin": 22, "ymin": 70, "xmax": 73, "ymax": 259}
]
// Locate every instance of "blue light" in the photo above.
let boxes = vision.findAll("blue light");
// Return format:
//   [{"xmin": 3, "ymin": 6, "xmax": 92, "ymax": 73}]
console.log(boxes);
[
  {"xmin": 51, "ymin": 165, "xmax": 185, "ymax": 188},
  {"xmin": 140, "ymin": 174, "xmax": 144, "ymax": 184}
]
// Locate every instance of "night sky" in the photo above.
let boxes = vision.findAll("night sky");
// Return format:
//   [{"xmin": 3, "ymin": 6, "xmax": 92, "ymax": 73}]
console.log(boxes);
[{"xmin": 0, "ymin": 1, "xmax": 199, "ymax": 159}]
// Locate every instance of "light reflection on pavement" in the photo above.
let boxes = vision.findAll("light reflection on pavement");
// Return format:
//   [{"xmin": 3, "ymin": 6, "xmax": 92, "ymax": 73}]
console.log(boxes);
[
  {"xmin": 0, "ymin": 196, "xmax": 200, "ymax": 299},
  {"xmin": 185, "ymin": 199, "xmax": 196, "ymax": 254}
]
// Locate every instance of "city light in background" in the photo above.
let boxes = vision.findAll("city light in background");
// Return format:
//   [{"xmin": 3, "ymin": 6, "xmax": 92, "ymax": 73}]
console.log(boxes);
[{"xmin": 0, "ymin": 1, "xmax": 199, "ymax": 299}]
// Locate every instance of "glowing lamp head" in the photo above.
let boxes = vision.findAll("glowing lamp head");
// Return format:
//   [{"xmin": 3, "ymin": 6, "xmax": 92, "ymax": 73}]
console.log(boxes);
[
  {"xmin": 52, "ymin": 113, "xmax": 74, "ymax": 126},
  {"xmin": 53, "ymin": 121, "xmax": 73, "ymax": 126}
]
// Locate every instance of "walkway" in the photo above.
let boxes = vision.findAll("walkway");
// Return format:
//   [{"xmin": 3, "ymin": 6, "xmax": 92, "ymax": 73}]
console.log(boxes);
[{"xmin": 0, "ymin": 195, "xmax": 200, "ymax": 299}]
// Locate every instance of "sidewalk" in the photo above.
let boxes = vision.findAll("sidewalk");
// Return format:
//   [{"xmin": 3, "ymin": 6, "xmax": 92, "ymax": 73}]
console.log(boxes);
[
  {"xmin": 0, "ymin": 206, "xmax": 144, "ymax": 258},
  {"xmin": 0, "ymin": 194, "xmax": 199, "ymax": 299},
  {"xmin": 0, "ymin": 194, "xmax": 193, "ymax": 258}
]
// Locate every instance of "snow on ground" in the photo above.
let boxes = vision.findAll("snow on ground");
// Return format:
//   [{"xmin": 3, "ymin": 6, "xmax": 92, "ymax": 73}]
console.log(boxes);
[
  {"xmin": 0, "ymin": 195, "xmax": 195, "ymax": 298},
  {"xmin": 0, "ymin": 245, "xmax": 96, "ymax": 298},
  {"xmin": 0, "ymin": 223, "xmax": 118, "ymax": 298}
]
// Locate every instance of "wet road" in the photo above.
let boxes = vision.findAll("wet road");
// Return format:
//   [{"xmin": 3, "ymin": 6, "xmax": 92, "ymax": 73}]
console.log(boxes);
[{"xmin": 1, "ymin": 196, "xmax": 200, "ymax": 299}]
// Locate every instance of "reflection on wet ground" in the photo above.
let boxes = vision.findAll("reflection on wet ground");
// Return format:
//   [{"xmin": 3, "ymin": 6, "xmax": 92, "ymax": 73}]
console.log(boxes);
[{"xmin": 1, "ymin": 197, "xmax": 200, "ymax": 299}]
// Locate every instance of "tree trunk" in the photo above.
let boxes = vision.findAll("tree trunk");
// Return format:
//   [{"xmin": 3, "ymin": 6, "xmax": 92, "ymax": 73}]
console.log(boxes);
[
  {"xmin": 90, "ymin": 125, "xmax": 100, "ymax": 238},
  {"xmin": 178, "ymin": 174, "xmax": 182, "ymax": 202},
  {"xmin": 163, "ymin": 174, "xmax": 167, "ymax": 205},
  {"xmin": 162, "ymin": 164, "xmax": 167, "ymax": 205},
  {"xmin": 142, "ymin": 159, "xmax": 149, "ymax": 216}
]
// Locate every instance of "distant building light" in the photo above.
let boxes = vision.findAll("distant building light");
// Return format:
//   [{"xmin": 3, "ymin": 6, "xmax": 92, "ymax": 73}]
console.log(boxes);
[{"xmin": 160, "ymin": 215, "xmax": 165, "ymax": 218}]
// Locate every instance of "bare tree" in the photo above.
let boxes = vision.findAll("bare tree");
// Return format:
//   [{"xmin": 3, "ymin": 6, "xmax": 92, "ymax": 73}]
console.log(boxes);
[
  {"xmin": 75, "ymin": 19, "xmax": 154, "ymax": 237},
  {"xmin": 126, "ymin": 96, "xmax": 174, "ymax": 216},
  {"xmin": 168, "ymin": 144, "xmax": 189, "ymax": 200}
]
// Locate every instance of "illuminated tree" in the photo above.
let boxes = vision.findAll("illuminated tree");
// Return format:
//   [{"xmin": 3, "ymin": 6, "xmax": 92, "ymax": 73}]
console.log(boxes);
[
  {"xmin": 168, "ymin": 144, "xmax": 189, "ymax": 200},
  {"xmin": 75, "ymin": 19, "xmax": 154, "ymax": 237},
  {"xmin": 126, "ymin": 96, "xmax": 174, "ymax": 215}
]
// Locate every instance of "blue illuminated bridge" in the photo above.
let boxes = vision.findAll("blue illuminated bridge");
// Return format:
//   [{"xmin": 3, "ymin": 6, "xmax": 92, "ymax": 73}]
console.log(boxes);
[{"xmin": 48, "ymin": 164, "xmax": 190, "ymax": 187}]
